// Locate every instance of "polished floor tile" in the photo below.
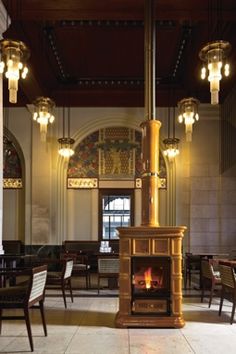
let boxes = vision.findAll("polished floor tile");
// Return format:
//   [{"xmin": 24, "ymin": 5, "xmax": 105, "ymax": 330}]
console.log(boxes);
[{"xmin": 1, "ymin": 291, "xmax": 236, "ymax": 353}]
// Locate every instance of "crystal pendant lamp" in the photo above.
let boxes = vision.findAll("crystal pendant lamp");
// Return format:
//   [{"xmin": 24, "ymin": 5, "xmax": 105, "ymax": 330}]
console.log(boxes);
[
  {"xmin": 0, "ymin": 39, "xmax": 30, "ymax": 103},
  {"xmin": 199, "ymin": 40, "xmax": 231, "ymax": 105},
  {"xmin": 178, "ymin": 97, "xmax": 199, "ymax": 142},
  {"xmin": 33, "ymin": 97, "xmax": 55, "ymax": 141}
]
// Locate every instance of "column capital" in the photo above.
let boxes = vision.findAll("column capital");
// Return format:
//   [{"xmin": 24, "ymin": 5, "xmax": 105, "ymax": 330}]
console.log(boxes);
[{"xmin": 0, "ymin": 1, "xmax": 10, "ymax": 39}]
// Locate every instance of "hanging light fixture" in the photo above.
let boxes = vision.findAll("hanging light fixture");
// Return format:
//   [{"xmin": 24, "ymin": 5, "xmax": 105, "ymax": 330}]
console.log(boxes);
[
  {"xmin": 163, "ymin": 106, "xmax": 180, "ymax": 160},
  {"xmin": 178, "ymin": 97, "xmax": 199, "ymax": 142},
  {"xmin": 199, "ymin": 40, "xmax": 231, "ymax": 105},
  {"xmin": 32, "ymin": 97, "xmax": 55, "ymax": 141},
  {"xmin": 0, "ymin": 39, "xmax": 30, "ymax": 104},
  {"xmin": 199, "ymin": 0, "xmax": 231, "ymax": 105},
  {"xmin": 58, "ymin": 107, "xmax": 75, "ymax": 158}
]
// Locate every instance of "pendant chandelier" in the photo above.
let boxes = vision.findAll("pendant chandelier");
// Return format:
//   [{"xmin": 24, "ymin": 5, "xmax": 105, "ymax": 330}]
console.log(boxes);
[
  {"xmin": 178, "ymin": 97, "xmax": 199, "ymax": 142},
  {"xmin": 199, "ymin": 0, "xmax": 231, "ymax": 105},
  {"xmin": 0, "ymin": 39, "xmax": 30, "ymax": 104},
  {"xmin": 58, "ymin": 107, "xmax": 75, "ymax": 158},
  {"xmin": 163, "ymin": 106, "xmax": 180, "ymax": 160},
  {"xmin": 199, "ymin": 40, "xmax": 231, "ymax": 105},
  {"xmin": 33, "ymin": 97, "xmax": 55, "ymax": 141}
]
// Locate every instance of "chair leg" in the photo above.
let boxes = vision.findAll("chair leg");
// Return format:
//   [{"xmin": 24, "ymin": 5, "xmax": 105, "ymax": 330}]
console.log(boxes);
[
  {"xmin": 201, "ymin": 282, "xmax": 204, "ymax": 303},
  {"xmin": 24, "ymin": 307, "xmax": 34, "ymax": 352},
  {"xmin": 68, "ymin": 279, "xmax": 73, "ymax": 303},
  {"xmin": 0, "ymin": 309, "xmax": 2, "ymax": 334},
  {"xmin": 98, "ymin": 276, "xmax": 100, "ymax": 294},
  {"xmin": 209, "ymin": 284, "xmax": 214, "ymax": 308},
  {"xmin": 219, "ymin": 292, "xmax": 224, "ymax": 316},
  {"xmin": 61, "ymin": 281, "xmax": 67, "ymax": 308},
  {"xmin": 88, "ymin": 273, "xmax": 91, "ymax": 289},
  {"xmin": 39, "ymin": 300, "xmax": 47, "ymax": 336},
  {"xmin": 230, "ymin": 302, "xmax": 236, "ymax": 325}
]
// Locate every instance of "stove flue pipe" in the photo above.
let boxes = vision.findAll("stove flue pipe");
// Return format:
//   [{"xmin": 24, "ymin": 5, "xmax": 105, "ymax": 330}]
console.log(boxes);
[{"xmin": 141, "ymin": 0, "xmax": 161, "ymax": 226}]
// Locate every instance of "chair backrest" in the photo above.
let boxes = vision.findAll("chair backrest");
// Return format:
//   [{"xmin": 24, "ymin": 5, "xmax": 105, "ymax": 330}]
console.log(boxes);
[
  {"xmin": 229, "ymin": 249, "xmax": 236, "ymax": 260},
  {"xmin": 201, "ymin": 260, "xmax": 214, "ymax": 279},
  {"xmin": 60, "ymin": 252, "xmax": 77, "ymax": 262},
  {"xmin": 219, "ymin": 264, "xmax": 236, "ymax": 289},
  {"xmin": 62, "ymin": 259, "xmax": 74, "ymax": 279},
  {"xmin": 185, "ymin": 253, "xmax": 201, "ymax": 270},
  {"xmin": 61, "ymin": 252, "xmax": 88, "ymax": 266},
  {"xmin": 28, "ymin": 265, "xmax": 48, "ymax": 305},
  {"xmin": 98, "ymin": 257, "xmax": 120, "ymax": 274}
]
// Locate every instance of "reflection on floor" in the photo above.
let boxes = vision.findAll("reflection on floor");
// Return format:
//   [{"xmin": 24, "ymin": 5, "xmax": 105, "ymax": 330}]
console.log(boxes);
[{"xmin": 1, "ymin": 285, "xmax": 236, "ymax": 353}]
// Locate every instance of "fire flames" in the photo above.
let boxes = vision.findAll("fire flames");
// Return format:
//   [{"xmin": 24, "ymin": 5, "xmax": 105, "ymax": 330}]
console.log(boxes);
[{"xmin": 144, "ymin": 267, "xmax": 152, "ymax": 289}]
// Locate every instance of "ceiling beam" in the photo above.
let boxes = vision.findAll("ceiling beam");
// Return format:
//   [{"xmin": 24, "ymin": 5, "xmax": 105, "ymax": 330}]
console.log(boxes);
[{"xmin": 3, "ymin": 0, "xmax": 236, "ymax": 22}]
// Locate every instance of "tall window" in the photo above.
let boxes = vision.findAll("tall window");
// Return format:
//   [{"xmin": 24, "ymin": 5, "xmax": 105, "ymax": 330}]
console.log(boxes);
[{"xmin": 99, "ymin": 190, "xmax": 134, "ymax": 240}]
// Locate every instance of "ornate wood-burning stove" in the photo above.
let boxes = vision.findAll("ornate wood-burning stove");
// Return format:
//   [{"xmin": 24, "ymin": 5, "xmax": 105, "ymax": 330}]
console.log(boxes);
[
  {"xmin": 115, "ymin": 226, "xmax": 186, "ymax": 328},
  {"xmin": 115, "ymin": 0, "xmax": 186, "ymax": 328}
]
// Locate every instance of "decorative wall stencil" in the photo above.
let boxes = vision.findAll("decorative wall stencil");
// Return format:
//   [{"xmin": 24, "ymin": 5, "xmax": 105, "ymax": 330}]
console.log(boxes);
[
  {"xmin": 3, "ymin": 136, "xmax": 22, "ymax": 189},
  {"xmin": 67, "ymin": 178, "xmax": 98, "ymax": 189},
  {"xmin": 3, "ymin": 178, "xmax": 23, "ymax": 189},
  {"xmin": 67, "ymin": 127, "xmax": 166, "ymax": 185}
]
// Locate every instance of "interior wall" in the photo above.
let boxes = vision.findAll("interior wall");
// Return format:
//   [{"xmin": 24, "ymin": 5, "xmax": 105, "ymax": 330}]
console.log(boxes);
[
  {"xmin": 3, "ymin": 189, "xmax": 24, "ymax": 240},
  {"xmin": 4, "ymin": 105, "xmax": 236, "ymax": 253}
]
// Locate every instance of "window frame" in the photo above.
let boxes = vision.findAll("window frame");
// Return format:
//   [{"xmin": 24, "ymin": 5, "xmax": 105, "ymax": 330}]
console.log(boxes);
[{"xmin": 98, "ymin": 188, "xmax": 134, "ymax": 241}]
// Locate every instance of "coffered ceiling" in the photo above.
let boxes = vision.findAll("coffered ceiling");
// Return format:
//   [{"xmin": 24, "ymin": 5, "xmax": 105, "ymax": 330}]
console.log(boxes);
[{"xmin": 2, "ymin": 0, "xmax": 236, "ymax": 107}]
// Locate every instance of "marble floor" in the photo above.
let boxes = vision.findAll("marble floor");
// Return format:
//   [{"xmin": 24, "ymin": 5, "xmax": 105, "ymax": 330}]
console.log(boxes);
[{"xmin": 1, "ymin": 289, "xmax": 236, "ymax": 354}]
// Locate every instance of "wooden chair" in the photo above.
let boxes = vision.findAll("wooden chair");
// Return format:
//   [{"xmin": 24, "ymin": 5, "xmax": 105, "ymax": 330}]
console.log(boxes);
[
  {"xmin": 201, "ymin": 259, "xmax": 221, "ymax": 307},
  {"xmin": 184, "ymin": 253, "xmax": 201, "ymax": 289},
  {"xmin": 97, "ymin": 256, "xmax": 119, "ymax": 294},
  {"xmin": 229, "ymin": 249, "xmax": 236, "ymax": 260},
  {"xmin": 46, "ymin": 259, "xmax": 73, "ymax": 308},
  {"xmin": 61, "ymin": 252, "xmax": 91, "ymax": 289},
  {"xmin": 219, "ymin": 264, "xmax": 236, "ymax": 324},
  {"xmin": 0, "ymin": 265, "xmax": 48, "ymax": 352}
]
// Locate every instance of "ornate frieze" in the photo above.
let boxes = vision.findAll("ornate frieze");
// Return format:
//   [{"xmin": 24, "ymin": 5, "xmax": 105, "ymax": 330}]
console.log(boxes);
[
  {"xmin": 67, "ymin": 178, "xmax": 98, "ymax": 189},
  {"xmin": 3, "ymin": 178, "xmax": 23, "ymax": 189}
]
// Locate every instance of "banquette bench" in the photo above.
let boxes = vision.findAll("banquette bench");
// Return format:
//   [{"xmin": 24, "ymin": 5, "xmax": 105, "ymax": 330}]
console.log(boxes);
[{"xmin": 62, "ymin": 240, "xmax": 119, "ymax": 272}]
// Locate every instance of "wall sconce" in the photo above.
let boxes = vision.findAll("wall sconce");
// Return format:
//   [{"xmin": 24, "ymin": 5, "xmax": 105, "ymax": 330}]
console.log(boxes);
[
  {"xmin": 58, "ymin": 107, "xmax": 75, "ymax": 158},
  {"xmin": 178, "ymin": 97, "xmax": 199, "ymax": 142},
  {"xmin": 0, "ymin": 39, "xmax": 30, "ymax": 104},
  {"xmin": 199, "ymin": 40, "xmax": 231, "ymax": 105},
  {"xmin": 33, "ymin": 97, "xmax": 55, "ymax": 141}
]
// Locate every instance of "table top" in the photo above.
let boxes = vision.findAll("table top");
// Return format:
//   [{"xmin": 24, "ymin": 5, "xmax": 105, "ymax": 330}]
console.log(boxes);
[
  {"xmin": 188, "ymin": 253, "xmax": 229, "ymax": 258},
  {"xmin": 212, "ymin": 258, "xmax": 236, "ymax": 266},
  {"xmin": 0, "ymin": 253, "xmax": 38, "ymax": 259}
]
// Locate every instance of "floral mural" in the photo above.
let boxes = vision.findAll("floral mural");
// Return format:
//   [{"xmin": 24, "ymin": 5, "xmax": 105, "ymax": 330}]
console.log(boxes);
[{"xmin": 68, "ymin": 131, "xmax": 99, "ymax": 178}]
